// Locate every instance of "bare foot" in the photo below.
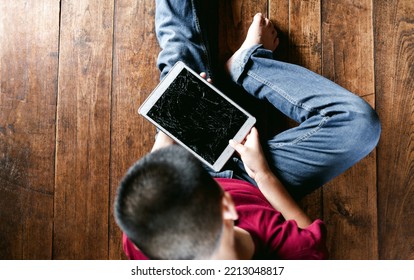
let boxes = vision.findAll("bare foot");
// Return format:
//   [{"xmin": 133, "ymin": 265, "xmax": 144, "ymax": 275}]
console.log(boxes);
[
  {"xmin": 226, "ymin": 13, "xmax": 279, "ymax": 72},
  {"xmin": 241, "ymin": 13, "xmax": 279, "ymax": 52}
]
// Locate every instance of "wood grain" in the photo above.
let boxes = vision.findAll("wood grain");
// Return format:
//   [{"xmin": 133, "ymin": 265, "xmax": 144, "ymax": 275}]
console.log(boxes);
[
  {"xmin": 0, "ymin": 0, "xmax": 413, "ymax": 260},
  {"xmin": 218, "ymin": 0, "xmax": 268, "ymax": 63},
  {"xmin": 285, "ymin": 0, "xmax": 323, "ymax": 222},
  {"xmin": 269, "ymin": 0, "xmax": 289, "ymax": 62},
  {"xmin": 375, "ymin": 0, "xmax": 414, "ymax": 260},
  {"xmin": 53, "ymin": 0, "xmax": 114, "ymax": 259},
  {"xmin": 322, "ymin": 0, "xmax": 378, "ymax": 259},
  {"xmin": 109, "ymin": 0, "xmax": 159, "ymax": 260},
  {"xmin": 0, "ymin": 0, "xmax": 59, "ymax": 259}
]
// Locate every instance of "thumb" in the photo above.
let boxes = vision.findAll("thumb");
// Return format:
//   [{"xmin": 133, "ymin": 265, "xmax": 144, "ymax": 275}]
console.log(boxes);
[{"xmin": 229, "ymin": 139, "xmax": 246, "ymax": 155}]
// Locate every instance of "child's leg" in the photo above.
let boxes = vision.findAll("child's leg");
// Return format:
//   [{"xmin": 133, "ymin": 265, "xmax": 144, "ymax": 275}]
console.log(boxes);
[
  {"xmin": 155, "ymin": 0, "xmax": 214, "ymax": 80},
  {"xmin": 227, "ymin": 14, "xmax": 381, "ymax": 199}
]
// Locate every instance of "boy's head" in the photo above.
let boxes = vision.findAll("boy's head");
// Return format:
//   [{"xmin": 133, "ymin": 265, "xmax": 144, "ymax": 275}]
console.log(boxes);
[{"xmin": 114, "ymin": 145, "xmax": 224, "ymax": 259}]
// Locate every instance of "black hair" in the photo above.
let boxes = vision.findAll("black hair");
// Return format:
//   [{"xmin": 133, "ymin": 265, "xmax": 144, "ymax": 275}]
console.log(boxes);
[{"xmin": 114, "ymin": 145, "xmax": 223, "ymax": 259}]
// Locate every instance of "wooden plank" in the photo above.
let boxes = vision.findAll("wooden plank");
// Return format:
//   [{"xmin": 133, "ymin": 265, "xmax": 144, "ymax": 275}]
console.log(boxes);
[
  {"xmin": 54, "ymin": 0, "xmax": 114, "ymax": 259},
  {"xmin": 267, "ymin": 0, "xmax": 295, "ymax": 148},
  {"xmin": 288, "ymin": 0, "xmax": 322, "ymax": 73},
  {"xmin": 218, "ymin": 0, "xmax": 268, "ymax": 63},
  {"xmin": 284, "ymin": 0, "xmax": 323, "ymax": 221},
  {"xmin": 0, "ymin": 0, "xmax": 59, "ymax": 259},
  {"xmin": 375, "ymin": 0, "xmax": 414, "ymax": 260},
  {"xmin": 109, "ymin": 0, "xmax": 159, "ymax": 260},
  {"xmin": 269, "ymin": 0, "xmax": 323, "ymax": 221},
  {"xmin": 269, "ymin": 0, "xmax": 289, "ymax": 62},
  {"xmin": 321, "ymin": 0, "xmax": 378, "ymax": 259}
]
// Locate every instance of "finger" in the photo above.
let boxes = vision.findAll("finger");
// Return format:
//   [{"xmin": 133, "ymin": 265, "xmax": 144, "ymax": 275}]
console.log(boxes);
[
  {"xmin": 229, "ymin": 139, "xmax": 247, "ymax": 154},
  {"xmin": 243, "ymin": 127, "xmax": 256, "ymax": 142},
  {"xmin": 250, "ymin": 126, "xmax": 259, "ymax": 136},
  {"xmin": 199, "ymin": 72, "xmax": 213, "ymax": 84}
]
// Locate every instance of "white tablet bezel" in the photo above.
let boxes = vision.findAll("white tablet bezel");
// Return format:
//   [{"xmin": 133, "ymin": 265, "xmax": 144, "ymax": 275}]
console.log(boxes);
[{"xmin": 138, "ymin": 61, "xmax": 256, "ymax": 172}]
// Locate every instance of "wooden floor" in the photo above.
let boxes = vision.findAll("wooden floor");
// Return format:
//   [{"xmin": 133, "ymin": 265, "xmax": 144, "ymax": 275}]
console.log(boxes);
[{"xmin": 0, "ymin": 0, "xmax": 413, "ymax": 260}]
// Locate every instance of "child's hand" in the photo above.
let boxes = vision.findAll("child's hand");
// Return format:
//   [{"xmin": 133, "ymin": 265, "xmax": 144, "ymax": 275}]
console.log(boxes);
[
  {"xmin": 200, "ymin": 72, "xmax": 212, "ymax": 83},
  {"xmin": 151, "ymin": 131, "xmax": 175, "ymax": 152},
  {"xmin": 229, "ymin": 127, "xmax": 272, "ymax": 182}
]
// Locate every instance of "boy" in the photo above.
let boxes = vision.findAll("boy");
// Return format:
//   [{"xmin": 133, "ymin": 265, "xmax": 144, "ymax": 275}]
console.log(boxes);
[{"xmin": 114, "ymin": 0, "xmax": 380, "ymax": 259}]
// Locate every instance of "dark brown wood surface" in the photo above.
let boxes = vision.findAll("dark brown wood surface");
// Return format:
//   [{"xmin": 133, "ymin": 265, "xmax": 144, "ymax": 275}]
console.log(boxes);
[
  {"xmin": 53, "ymin": 0, "xmax": 114, "ymax": 259},
  {"xmin": 0, "ymin": 0, "xmax": 59, "ymax": 259},
  {"xmin": 321, "ymin": 0, "xmax": 379, "ymax": 259},
  {"xmin": 375, "ymin": 0, "xmax": 414, "ymax": 260},
  {"xmin": 0, "ymin": 0, "xmax": 413, "ymax": 260},
  {"xmin": 270, "ymin": 0, "xmax": 324, "ymax": 225},
  {"xmin": 109, "ymin": 0, "xmax": 159, "ymax": 260}
]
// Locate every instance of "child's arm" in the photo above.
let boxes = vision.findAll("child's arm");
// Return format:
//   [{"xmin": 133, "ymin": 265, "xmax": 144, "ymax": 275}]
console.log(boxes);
[
  {"xmin": 151, "ymin": 131, "xmax": 175, "ymax": 152},
  {"xmin": 230, "ymin": 127, "xmax": 312, "ymax": 228}
]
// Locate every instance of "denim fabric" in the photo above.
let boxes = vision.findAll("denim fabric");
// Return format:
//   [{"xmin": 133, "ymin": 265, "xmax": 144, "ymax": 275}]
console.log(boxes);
[
  {"xmin": 155, "ymin": 0, "xmax": 381, "ymax": 199},
  {"xmin": 155, "ymin": 0, "xmax": 214, "ymax": 80},
  {"xmin": 229, "ymin": 46, "xmax": 381, "ymax": 197}
]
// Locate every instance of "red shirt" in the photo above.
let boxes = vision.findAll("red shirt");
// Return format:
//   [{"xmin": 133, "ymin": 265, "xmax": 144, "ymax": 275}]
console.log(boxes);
[{"xmin": 123, "ymin": 178, "xmax": 328, "ymax": 259}]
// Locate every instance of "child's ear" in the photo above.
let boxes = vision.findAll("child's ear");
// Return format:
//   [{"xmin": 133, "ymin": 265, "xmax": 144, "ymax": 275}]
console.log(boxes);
[{"xmin": 221, "ymin": 192, "xmax": 238, "ymax": 221}]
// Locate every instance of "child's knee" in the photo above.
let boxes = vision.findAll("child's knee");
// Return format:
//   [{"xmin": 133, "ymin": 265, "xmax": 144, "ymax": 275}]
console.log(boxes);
[{"xmin": 349, "ymin": 101, "xmax": 381, "ymax": 156}]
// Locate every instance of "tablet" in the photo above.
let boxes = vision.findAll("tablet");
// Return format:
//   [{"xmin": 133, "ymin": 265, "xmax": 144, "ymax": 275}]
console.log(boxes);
[{"xmin": 138, "ymin": 61, "xmax": 256, "ymax": 172}]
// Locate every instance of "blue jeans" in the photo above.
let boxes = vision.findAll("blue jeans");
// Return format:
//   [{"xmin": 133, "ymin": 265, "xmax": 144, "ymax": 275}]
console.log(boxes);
[
  {"xmin": 155, "ymin": 0, "xmax": 381, "ymax": 199},
  {"xmin": 155, "ymin": 0, "xmax": 215, "ymax": 80}
]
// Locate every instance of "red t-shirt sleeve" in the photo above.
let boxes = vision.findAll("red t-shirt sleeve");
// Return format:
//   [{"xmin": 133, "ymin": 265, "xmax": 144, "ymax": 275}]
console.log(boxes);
[
  {"xmin": 122, "ymin": 233, "xmax": 149, "ymax": 260},
  {"xmin": 267, "ymin": 218, "xmax": 328, "ymax": 259}
]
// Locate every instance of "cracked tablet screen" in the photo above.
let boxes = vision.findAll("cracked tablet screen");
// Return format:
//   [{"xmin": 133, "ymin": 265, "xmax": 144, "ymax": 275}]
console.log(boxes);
[{"xmin": 147, "ymin": 68, "xmax": 248, "ymax": 165}]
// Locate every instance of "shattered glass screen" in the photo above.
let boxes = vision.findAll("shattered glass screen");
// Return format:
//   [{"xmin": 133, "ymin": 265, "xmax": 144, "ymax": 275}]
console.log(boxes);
[{"xmin": 147, "ymin": 68, "xmax": 248, "ymax": 165}]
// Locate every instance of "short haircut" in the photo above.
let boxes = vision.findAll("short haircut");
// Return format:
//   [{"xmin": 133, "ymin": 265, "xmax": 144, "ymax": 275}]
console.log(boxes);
[{"xmin": 114, "ymin": 145, "xmax": 224, "ymax": 259}]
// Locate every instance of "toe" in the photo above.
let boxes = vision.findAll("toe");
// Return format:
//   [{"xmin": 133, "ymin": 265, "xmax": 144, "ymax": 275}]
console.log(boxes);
[{"xmin": 253, "ymin": 13, "xmax": 265, "ymax": 25}]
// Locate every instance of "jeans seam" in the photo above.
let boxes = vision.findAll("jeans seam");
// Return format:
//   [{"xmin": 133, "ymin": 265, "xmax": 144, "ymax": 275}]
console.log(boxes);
[
  {"xmin": 247, "ymin": 70, "xmax": 318, "ymax": 113},
  {"xmin": 270, "ymin": 116, "xmax": 331, "ymax": 147},
  {"xmin": 191, "ymin": 0, "xmax": 212, "ymax": 78}
]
